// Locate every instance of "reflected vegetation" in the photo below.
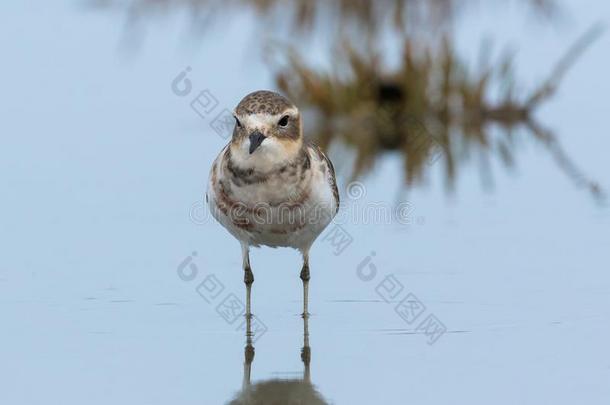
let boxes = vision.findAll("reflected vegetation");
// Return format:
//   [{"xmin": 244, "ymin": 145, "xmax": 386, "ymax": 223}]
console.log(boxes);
[
  {"xmin": 228, "ymin": 315, "xmax": 328, "ymax": 405},
  {"xmin": 273, "ymin": 28, "xmax": 604, "ymax": 197},
  {"xmin": 88, "ymin": 0, "xmax": 559, "ymax": 36},
  {"xmin": 90, "ymin": 0, "xmax": 604, "ymax": 199}
]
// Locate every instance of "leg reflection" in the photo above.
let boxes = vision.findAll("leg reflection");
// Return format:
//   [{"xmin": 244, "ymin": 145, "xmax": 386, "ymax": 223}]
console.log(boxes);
[
  {"xmin": 232, "ymin": 313, "xmax": 327, "ymax": 404},
  {"xmin": 242, "ymin": 315, "xmax": 254, "ymax": 391},
  {"xmin": 301, "ymin": 313, "xmax": 311, "ymax": 384}
]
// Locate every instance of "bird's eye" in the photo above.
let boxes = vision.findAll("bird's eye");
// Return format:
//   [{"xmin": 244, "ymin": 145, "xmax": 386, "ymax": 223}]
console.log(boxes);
[
  {"xmin": 278, "ymin": 115, "xmax": 289, "ymax": 127},
  {"xmin": 234, "ymin": 116, "xmax": 242, "ymax": 128}
]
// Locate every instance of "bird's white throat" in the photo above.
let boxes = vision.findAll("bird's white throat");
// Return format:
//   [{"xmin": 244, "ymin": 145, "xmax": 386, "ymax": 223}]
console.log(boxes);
[{"xmin": 230, "ymin": 137, "xmax": 303, "ymax": 172}]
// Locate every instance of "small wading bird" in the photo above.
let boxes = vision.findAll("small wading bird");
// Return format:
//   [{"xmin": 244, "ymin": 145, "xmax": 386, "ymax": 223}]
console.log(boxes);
[{"xmin": 207, "ymin": 90, "xmax": 339, "ymax": 318}]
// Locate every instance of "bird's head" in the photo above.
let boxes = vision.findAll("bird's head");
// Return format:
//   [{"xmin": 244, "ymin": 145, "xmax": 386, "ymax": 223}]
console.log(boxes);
[{"xmin": 229, "ymin": 90, "xmax": 303, "ymax": 166}]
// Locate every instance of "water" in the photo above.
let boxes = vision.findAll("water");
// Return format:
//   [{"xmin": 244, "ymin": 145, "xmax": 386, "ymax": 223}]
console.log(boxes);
[{"xmin": 1, "ymin": 1, "xmax": 609, "ymax": 404}]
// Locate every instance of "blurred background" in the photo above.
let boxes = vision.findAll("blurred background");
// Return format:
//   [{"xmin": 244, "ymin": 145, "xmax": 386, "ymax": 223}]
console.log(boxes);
[{"xmin": 1, "ymin": 0, "xmax": 609, "ymax": 404}]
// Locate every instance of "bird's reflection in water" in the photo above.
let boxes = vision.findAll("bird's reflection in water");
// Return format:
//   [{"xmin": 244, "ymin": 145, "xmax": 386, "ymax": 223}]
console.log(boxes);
[{"xmin": 227, "ymin": 315, "xmax": 328, "ymax": 405}]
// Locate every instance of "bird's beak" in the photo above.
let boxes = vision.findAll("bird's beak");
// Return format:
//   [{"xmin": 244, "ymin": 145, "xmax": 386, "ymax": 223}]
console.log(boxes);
[{"xmin": 249, "ymin": 131, "xmax": 266, "ymax": 154}]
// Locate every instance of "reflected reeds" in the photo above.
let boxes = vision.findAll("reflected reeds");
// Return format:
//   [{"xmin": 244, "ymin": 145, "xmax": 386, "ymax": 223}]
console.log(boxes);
[
  {"xmin": 272, "ymin": 26, "xmax": 604, "ymax": 197},
  {"xmin": 89, "ymin": 0, "xmax": 604, "ymax": 199},
  {"xmin": 88, "ymin": 0, "xmax": 559, "ymax": 38}
]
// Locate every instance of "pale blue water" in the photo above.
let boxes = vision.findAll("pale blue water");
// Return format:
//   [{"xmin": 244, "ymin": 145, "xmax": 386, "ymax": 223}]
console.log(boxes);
[{"xmin": 1, "ymin": 1, "xmax": 609, "ymax": 404}]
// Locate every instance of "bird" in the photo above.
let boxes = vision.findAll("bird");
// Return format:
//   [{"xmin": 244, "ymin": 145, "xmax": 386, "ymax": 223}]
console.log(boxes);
[{"xmin": 206, "ymin": 90, "xmax": 339, "ymax": 318}]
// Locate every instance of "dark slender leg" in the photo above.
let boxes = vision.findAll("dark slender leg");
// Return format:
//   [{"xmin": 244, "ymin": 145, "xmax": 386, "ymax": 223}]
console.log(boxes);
[
  {"xmin": 300, "ymin": 250, "xmax": 310, "ymax": 317},
  {"xmin": 245, "ymin": 268, "xmax": 253, "ymax": 318},
  {"xmin": 242, "ymin": 244, "xmax": 253, "ymax": 318}
]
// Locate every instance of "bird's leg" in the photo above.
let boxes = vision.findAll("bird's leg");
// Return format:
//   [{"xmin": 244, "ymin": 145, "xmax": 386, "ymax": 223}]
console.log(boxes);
[
  {"xmin": 242, "ymin": 243, "xmax": 254, "ymax": 318},
  {"xmin": 241, "ymin": 244, "xmax": 255, "ymax": 392},
  {"xmin": 300, "ymin": 250, "xmax": 310, "ymax": 317}
]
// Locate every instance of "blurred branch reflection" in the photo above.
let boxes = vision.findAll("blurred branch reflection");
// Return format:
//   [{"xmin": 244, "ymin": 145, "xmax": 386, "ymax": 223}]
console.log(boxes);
[
  {"xmin": 272, "ymin": 26, "xmax": 604, "ymax": 197},
  {"xmin": 90, "ymin": 0, "xmax": 604, "ymax": 199},
  {"xmin": 89, "ymin": 0, "xmax": 559, "ymax": 37}
]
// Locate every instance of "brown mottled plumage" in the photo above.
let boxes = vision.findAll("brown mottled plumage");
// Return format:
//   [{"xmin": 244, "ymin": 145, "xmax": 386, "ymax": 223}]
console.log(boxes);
[
  {"xmin": 234, "ymin": 90, "xmax": 293, "ymax": 116},
  {"xmin": 207, "ymin": 90, "xmax": 339, "ymax": 317}
]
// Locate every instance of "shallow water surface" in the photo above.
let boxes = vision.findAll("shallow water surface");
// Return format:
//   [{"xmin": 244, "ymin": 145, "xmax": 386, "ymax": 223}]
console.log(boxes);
[{"xmin": 1, "ymin": 1, "xmax": 609, "ymax": 404}]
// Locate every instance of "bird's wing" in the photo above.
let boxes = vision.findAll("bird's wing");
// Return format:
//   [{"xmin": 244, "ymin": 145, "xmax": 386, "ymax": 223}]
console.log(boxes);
[{"xmin": 307, "ymin": 141, "xmax": 340, "ymax": 214}]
